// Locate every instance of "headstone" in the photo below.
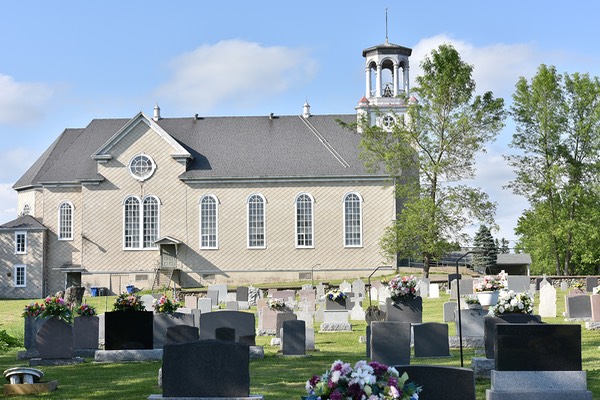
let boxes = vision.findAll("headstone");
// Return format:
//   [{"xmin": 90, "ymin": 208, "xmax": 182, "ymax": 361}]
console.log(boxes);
[
  {"xmin": 339, "ymin": 281, "xmax": 352, "ymax": 293},
  {"xmin": 198, "ymin": 310, "xmax": 256, "ymax": 345},
  {"xmin": 455, "ymin": 308, "xmax": 486, "ymax": 337},
  {"xmin": 535, "ymin": 277, "xmax": 552, "ymax": 290},
  {"xmin": 586, "ymin": 277, "xmax": 598, "ymax": 293},
  {"xmin": 281, "ymin": 320, "xmax": 306, "ymax": 355},
  {"xmin": 165, "ymin": 325, "xmax": 199, "ymax": 345},
  {"xmin": 429, "ymin": 283, "xmax": 440, "ymax": 298},
  {"xmin": 413, "ymin": 322, "xmax": 450, "ymax": 357},
  {"xmin": 591, "ymin": 294, "xmax": 600, "ymax": 322},
  {"xmin": 141, "ymin": 294, "xmax": 157, "ymax": 311},
  {"xmin": 271, "ymin": 290, "xmax": 295, "ymax": 301},
  {"xmin": 298, "ymin": 290, "xmax": 316, "ymax": 310},
  {"xmin": 448, "ymin": 273, "xmax": 461, "ymax": 288},
  {"xmin": 320, "ymin": 310, "xmax": 351, "ymax": 332},
  {"xmin": 370, "ymin": 321, "xmax": 411, "ymax": 366},
  {"xmin": 443, "ymin": 302, "xmax": 457, "ymax": 323},
  {"xmin": 325, "ymin": 298, "xmax": 347, "ymax": 310},
  {"xmin": 36, "ymin": 318, "xmax": 74, "ymax": 359},
  {"xmin": 378, "ymin": 286, "xmax": 391, "ymax": 303},
  {"xmin": 565, "ymin": 294, "xmax": 592, "ymax": 319},
  {"xmin": 560, "ymin": 280, "xmax": 569, "ymax": 291},
  {"xmin": 495, "ymin": 323, "xmax": 582, "ymax": 371},
  {"xmin": 247, "ymin": 286, "xmax": 259, "ymax": 306},
  {"xmin": 73, "ymin": 316, "xmax": 99, "ymax": 350},
  {"xmin": 305, "ymin": 327, "xmax": 315, "ymax": 351},
  {"xmin": 350, "ymin": 298, "xmax": 366, "ymax": 322},
  {"xmin": 236, "ymin": 286, "xmax": 249, "ymax": 301},
  {"xmin": 105, "ymin": 311, "xmax": 153, "ymax": 350},
  {"xmin": 208, "ymin": 284, "xmax": 228, "ymax": 304},
  {"xmin": 215, "ymin": 327, "xmax": 236, "ymax": 342},
  {"xmin": 418, "ymin": 278, "xmax": 430, "ymax": 298},
  {"xmin": 183, "ymin": 295, "xmax": 197, "ymax": 309},
  {"xmin": 352, "ymin": 279, "xmax": 366, "ymax": 296},
  {"xmin": 315, "ymin": 283, "xmax": 326, "ymax": 298},
  {"xmin": 386, "ymin": 297, "xmax": 423, "ymax": 323},
  {"xmin": 153, "ymin": 312, "xmax": 196, "ymax": 349},
  {"xmin": 483, "ymin": 314, "xmax": 542, "ymax": 359},
  {"xmin": 275, "ymin": 312, "xmax": 297, "ymax": 338},
  {"xmin": 295, "ymin": 302, "xmax": 314, "ymax": 326},
  {"xmin": 507, "ymin": 275, "xmax": 531, "ymax": 293},
  {"xmin": 161, "ymin": 340, "xmax": 250, "ymax": 398},
  {"xmin": 226, "ymin": 301, "xmax": 239, "ymax": 311},
  {"xmin": 197, "ymin": 297, "xmax": 212, "ymax": 314},
  {"xmin": 393, "ymin": 366, "xmax": 476, "ymax": 400},
  {"xmin": 486, "ymin": 370, "xmax": 592, "ymax": 400},
  {"xmin": 450, "ymin": 278, "xmax": 473, "ymax": 299},
  {"xmin": 539, "ymin": 283, "xmax": 557, "ymax": 318},
  {"xmin": 206, "ymin": 290, "xmax": 219, "ymax": 308}
]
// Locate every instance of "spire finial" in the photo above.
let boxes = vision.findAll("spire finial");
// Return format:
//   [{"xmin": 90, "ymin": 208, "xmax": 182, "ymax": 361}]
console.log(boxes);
[{"xmin": 385, "ymin": 8, "xmax": 389, "ymax": 44}]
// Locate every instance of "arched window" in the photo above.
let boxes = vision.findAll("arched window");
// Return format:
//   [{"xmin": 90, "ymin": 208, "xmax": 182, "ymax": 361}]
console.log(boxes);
[
  {"xmin": 295, "ymin": 193, "xmax": 314, "ymax": 248},
  {"xmin": 58, "ymin": 202, "xmax": 73, "ymax": 240},
  {"xmin": 123, "ymin": 195, "xmax": 160, "ymax": 249},
  {"xmin": 199, "ymin": 195, "xmax": 218, "ymax": 249},
  {"xmin": 344, "ymin": 193, "xmax": 363, "ymax": 247},
  {"xmin": 247, "ymin": 194, "xmax": 266, "ymax": 248}
]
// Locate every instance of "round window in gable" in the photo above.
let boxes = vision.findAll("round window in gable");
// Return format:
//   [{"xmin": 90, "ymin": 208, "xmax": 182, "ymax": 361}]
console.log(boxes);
[
  {"xmin": 382, "ymin": 114, "xmax": 396, "ymax": 129},
  {"xmin": 128, "ymin": 154, "xmax": 156, "ymax": 181}
]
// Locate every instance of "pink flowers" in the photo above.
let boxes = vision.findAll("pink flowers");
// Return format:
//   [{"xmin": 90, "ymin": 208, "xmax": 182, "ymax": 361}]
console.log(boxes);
[
  {"xmin": 388, "ymin": 275, "xmax": 419, "ymax": 300},
  {"xmin": 474, "ymin": 275, "xmax": 504, "ymax": 292},
  {"xmin": 153, "ymin": 295, "xmax": 180, "ymax": 314}
]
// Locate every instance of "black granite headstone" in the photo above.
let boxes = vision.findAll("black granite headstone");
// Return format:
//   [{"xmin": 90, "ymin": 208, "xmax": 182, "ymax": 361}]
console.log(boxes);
[
  {"xmin": 236, "ymin": 286, "xmax": 249, "ymax": 301},
  {"xmin": 413, "ymin": 322, "xmax": 450, "ymax": 357},
  {"xmin": 215, "ymin": 327, "xmax": 236, "ymax": 342},
  {"xmin": 73, "ymin": 315, "xmax": 99, "ymax": 350},
  {"xmin": 495, "ymin": 324, "xmax": 582, "ymax": 371},
  {"xmin": 483, "ymin": 314, "xmax": 542, "ymax": 359},
  {"xmin": 282, "ymin": 320, "xmax": 306, "ymax": 355},
  {"xmin": 37, "ymin": 317, "xmax": 74, "ymax": 359},
  {"xmin": 198, "ymin": 310, "xmax": 255, "ymax": 345},
  {"xmin": 370, "ymin": 321, "xmax": 411, "ymax": 366},
  {"xmin": 165, "ymin": 325, "xmax": 199, "ymax": 345},
  {"xmin": 162, "ymin": 340, "xmax": 250, "ymax": 397},
  {"xmin": 275, "ymin": 312, "xmax": 297, "ymax": 338},
  {"xmin": 153, "ymin": 312, "xmax": 195, "ymax": 349},
  {"xmin": 325, "ymin": 298, "xmax": 346, "ymax": 310},
  {"xmin": 585, "ymin": 277, "xmax": 598, "ymax": 293},
  {"xmin": 391, "ymin": 365, "xmax": 475, "ymax": 400},
  {"xmin": 105, "ymin": 311, "xmax": 153, "ymax": 350},
  {"xmin": 448, "ymin": 273, "xmax": 461, "ymax": 287},
  {"xmin": 386, "ymin": 297, "xmax": 423, "ymax": 323}
]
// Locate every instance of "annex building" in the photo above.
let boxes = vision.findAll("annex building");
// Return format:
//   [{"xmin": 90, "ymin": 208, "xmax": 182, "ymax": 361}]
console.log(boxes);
[{"xmin": 0, "ymin": 40, "xmax": 414, "ymax": 298}]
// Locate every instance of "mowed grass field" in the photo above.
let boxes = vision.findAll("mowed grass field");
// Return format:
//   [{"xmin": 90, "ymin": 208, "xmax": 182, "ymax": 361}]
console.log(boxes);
[{"xmin": 0, "ymin": 287, "xmax": 598, "ymax": 399}]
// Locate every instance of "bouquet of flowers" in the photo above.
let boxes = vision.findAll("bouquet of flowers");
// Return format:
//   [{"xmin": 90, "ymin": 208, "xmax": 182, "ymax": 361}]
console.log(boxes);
[
  {"xmin": 305, "ymin": 359, "xmax": 422, "ymax": 400},
  {"xmin": 39, "ymin": 296, "xmax": 72, "ymax": 323},
  {"xmin": 267, "ymin": 298, "xmax": 286, "ymax": 310},
  {"xmin": 488, "ymin": 290, "xmax": 534, "ymax": 316},
  {"xmin": 153, "ymin": 295, "xmax": 180, "ymax": 314},
  {"xmin": 22, "ymin": 301, "xmax": 45, "ymax": 318},
  {"xmin": 387, "ymin": 275, "xmax": 418, "ymax": 300},
  {"xmin": 75, "ymin": 303, "xmax": 97, "ymax": 317},
  {"xmin": 112, "ymin": 293, "xmax": 145, "ymax": 312},
  {"xmin": 474, "ymin": 275, "xmax": 504, "ymax": 292},
  {"xmin": 326, "ymin": 289, "xmax": 348, "ymax": 302},
  {"xmin": 464, "ymin": 296, "xmax": 481, "ymax": 305}
]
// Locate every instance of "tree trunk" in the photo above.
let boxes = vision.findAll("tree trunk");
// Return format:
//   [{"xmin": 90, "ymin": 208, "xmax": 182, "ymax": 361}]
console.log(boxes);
[{"xmin": 422, "ymin": 253, "xmax": 431, "ymax": 278}]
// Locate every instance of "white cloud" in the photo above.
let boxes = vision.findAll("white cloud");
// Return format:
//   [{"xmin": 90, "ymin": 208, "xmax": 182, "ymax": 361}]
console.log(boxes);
[
  {"xmin": 411, "ymin": 34, "xmax": 539, "ymax": 99},
  {"xmin": 0, "ymin": 147, "xmax": 38, "ymax": 181},
  {"xmin": 0, "ymin": 183, "xmax": 17, "ymax": 224},
  {"xmin": 155, "ymin": 40, "xmax": 318, "ymax": 113},
  {"xmin": 0, "ymin": 74, "xmax": 54, "ymax": 125}
]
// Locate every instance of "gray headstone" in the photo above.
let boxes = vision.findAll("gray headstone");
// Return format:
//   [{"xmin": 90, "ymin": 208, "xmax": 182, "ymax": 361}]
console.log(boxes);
[
  {"xmin": 391, "ymin": 366, "xmax": 475, "ymax": 400},
  {"xmin": 206, "ymin": 290, "xmax": 219, "ymax": 307},
  {"xmin": 370, "ymin": 321, "xmax": 411, "ymax": 366},
  {"xmin": 226, "ymin": 301, "xmax": 239, "ymax": 311},
  {"xmin": 386, "ymin": 297, "xmax": 422, "ymax": 323},
  {"xmin": 275, "ymin": 313, "xmax": 298, "ymax": 338},
  {"xmin": 162, "ymin": 340, "xmax": 250, "ymax": 397},
  {"xmin": 36, "ymin": 318, "xmax": 74, "ymax": 359},
  {"xmin": 586, "ymin": 277, "xmax": 598, "ymax": 293},
  {"xmin": 271, "ymin": 289, "xmax": 295, "ymax": 301},
  {"xmin": 455, "ymin": 308, "xmax": 486, "ymax": 337},
  {"xmin": 282, "ymin": 320, "xmax": 306, "ymax": 355},
  {"xmin": 247, "ymin": 286, "xmax": 259, "ymax": 306},
  {"xmin": 215, "ymin": 327, "xmax": 236, "ymax": 342},
  {"xmin": 418, "ymin": 278, "xmax": 430, "ymax": 298},
  {"xmin": 413, "ymin": 322, "xmax": 450, "ymax": 357},
  {"xmin": 197, "ymin": 297, "xmax": 212, "ymax": 314},
  {"xmin": 305, "ymin": 327, "xmax": 315, "ymax": 351},
  {"xmin": 166, "ymin": 325, "xmax": 199, "ymax": 345},
  {"xmin": 539, "ymin": 284, "xmax": 557, "ymax": 318},
  {"xmin": 565, "ymin": 294, "xmax": 592, "ymax": 319},
  {"xmin": 236, "ymin": 286, "xmax": 249, "ymax": 301},
  {"xmin": 535, "ymin": 277, "xmax": 552, "ymax": 290},
  {"xmin": 153, "ymin": 312, "xmax": 196, "ymax": 349},
  {"xmin": 315, "ymin": 283, "xmax": 326, "ymax": 297},
  {"xmin": 450, "ymin": 278, "xmax": 473, "ymax": 299},
  {"xmin": 73, "ymin": 316, "xmax": 99, "ymax": 350},
  {"xmin": 507, "ymin": 275, "xmax": 530, "ymax": 293},
  {"xmin": 352, "ymin": 279, "xmax": 366, "ymax": 296},
  {"xmin": 183, "ymin": 295, "xmax": 198, "ymax": 309},
  {"xmin": 198, "ymin": 310, "xmax": 255, "ymax": 345},
  {"xmin": 339, "ymin": 281, "xmax": 351, "ymax": 293},
  {"xmin": 208, "ymin": 284, "xmax": 228, "ymax": 304},
  {"xmin": 560, "ymin": 280, "xmax": 569, "ymax": 292},
  {"xmin": 448, "ymin": 273, "xmax": 461, "ymax": 288},
  {"xmin": 495, "ymin": 324, "xmax": 582, "ymax": 371},
  {"xmin": 141, "ymin": 294, "xmax": 156, "ymax": 311},
  {"xmin": 484, "ymin": 314, "xmax": 542, "ymax": 359}
]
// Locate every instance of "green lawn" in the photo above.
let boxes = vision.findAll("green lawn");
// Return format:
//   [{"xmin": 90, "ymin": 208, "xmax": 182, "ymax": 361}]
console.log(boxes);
[{"xmin": 0, "ymin": 289, "xmax": 598, "ymax": 399}]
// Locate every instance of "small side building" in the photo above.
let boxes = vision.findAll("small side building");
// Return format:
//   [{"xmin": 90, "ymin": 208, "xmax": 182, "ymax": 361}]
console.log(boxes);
[{"xmin": 496, "ymin": 253, "xmax": 532, "ymax": 276}]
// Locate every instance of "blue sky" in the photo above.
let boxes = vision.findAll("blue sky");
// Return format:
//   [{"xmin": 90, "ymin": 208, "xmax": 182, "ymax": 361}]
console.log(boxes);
[{"xmin": 1, "ymin": 1, "xmax": 599, "ymax": 246}]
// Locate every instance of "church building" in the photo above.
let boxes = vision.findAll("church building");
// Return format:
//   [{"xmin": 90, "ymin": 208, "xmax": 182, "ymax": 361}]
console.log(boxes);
[{"xmin": 0, "ymin": 40, "xmax": 413, "ymax": 298}]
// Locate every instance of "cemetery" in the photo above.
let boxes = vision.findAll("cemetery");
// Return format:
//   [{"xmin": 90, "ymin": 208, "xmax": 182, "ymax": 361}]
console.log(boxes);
[{"xmin": 0, "ymin": 273, "xmax": 598, "ymax": 399}]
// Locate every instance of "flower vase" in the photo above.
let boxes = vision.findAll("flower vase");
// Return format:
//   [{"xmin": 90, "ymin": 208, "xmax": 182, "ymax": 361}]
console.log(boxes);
[{"xmin": 477, "ymin": 291, "xmax": 500, "ymax": 306}]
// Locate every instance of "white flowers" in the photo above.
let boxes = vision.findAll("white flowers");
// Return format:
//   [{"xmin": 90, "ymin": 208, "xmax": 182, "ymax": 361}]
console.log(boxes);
[{"xmin": 489, "ymin": 289, "xmax": 534, "ymax": 316}]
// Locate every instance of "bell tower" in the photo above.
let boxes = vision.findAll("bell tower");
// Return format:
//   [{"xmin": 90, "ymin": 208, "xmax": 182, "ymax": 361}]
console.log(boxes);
[{"xmin": 356, "ymin": 37, "xmax": 412, "ymax": 131}]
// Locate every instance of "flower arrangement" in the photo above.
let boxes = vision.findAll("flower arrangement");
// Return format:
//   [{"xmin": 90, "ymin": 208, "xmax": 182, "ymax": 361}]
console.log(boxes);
[
  {"xmin": 572, "ymin": 282, "xmax": 584, "ymax": 290},
  {"xmin": 112, "ymin": 293, "xmax": 145, "ymax": 312},
  {"xmin": 39, "ymin": 296, "xmax": 73, "ymax": 323},
  {"xmin": 75, "ymin": 303, "xmax": 97, "ymax": 317},
  {"xmin": 387, "ymin": 275, "xmax": 418, "ymax": 301},
  {"xmin": 488, "ymin": 290, "xmax": 534, "ymax": 317},
  {"xmin": 268, "ymin": 298, "xmax": 287, "ymax": 310},
  {"xmin": 465, "ymin": 296, "xmax": 480, "ymax": 305},
  {"xmin": 153, "ymin": 295, "xmax": 180, "ymax": 314},
  {"xmin": 326, "ymin": 289, "xmax": 348, "ymax": 303},
  {"xmin": 304, "ymin": 359, "xmax": 422, "ymax": 400},
  {"xmin": 22, "ymin": 301, "xmax": 45, "ymax": 318},
  {"xmin": 474, "ymin": 275, "xmax": 505, "ymax": 292}
]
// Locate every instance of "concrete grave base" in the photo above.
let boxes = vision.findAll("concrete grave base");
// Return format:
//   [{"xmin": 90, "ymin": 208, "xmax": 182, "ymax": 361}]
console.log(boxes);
[
  {"xmin": 564, "ymin": 317, "xmax": 592, "ymax": 322},
  {"xmin": 471, "ymin": 357, "xmax": 495, "ymax": 378},
  {"xmin": 486, "ymin": 370, "xmax": 592, "ymax": 400},
  {"xmin": 149, "ymin": 396, "xmax": 264, "ymax": 400},
  {"xmin": 319, "ymin": 323, "xmax": 352, "ymax": 332},
  {"xmin": 585, "ymin": 321, "xmax": 600, "ymax": 330},
  {"xmin": 17, "ymin": 349, "xmax": 39, "ymax": 360},
  {"xmin": 29, "ymin": 357, "xmax": 84, "ymax": 367},
  {"xmin": 448, "ymin": 336, "xmax": 484, "ymax": 348},
  {"xmin": 3, "ymin": 381, "xmax": 58, "ymax": 395},
  {"xmin": 95, "ymin": 349, "xmax": 163, "ymax": 362}
]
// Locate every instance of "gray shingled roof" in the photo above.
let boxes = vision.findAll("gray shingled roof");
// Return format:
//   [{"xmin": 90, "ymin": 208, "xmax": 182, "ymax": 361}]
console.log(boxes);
[
  {"xmin": 0, "ymin": 215, "xmax": 47, "ymax": 230},
  {"xmin": 15, "ymin": 113, "xmax": 385, "ymax": 189},
  {"xmin": 497, "ymin": 253, "xmax": 532, "ymax": 265}
]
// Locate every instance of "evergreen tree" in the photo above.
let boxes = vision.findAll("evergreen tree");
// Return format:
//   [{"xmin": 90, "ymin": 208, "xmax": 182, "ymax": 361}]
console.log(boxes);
[{"xmin": 472, "ymin": 225, "xmax": 498, "ymax": 274}]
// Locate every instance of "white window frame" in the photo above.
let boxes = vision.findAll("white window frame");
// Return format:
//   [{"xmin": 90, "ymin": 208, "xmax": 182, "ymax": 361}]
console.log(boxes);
[
  {"xmin": 14, "ymin": 264, "xmax": 26, "ymax": 287},
  {"xmin": 295, "ymin": 193, "xmax": 314, "ymax": 248},
  {"xmin": 123, "ymin": 195, "xmax": 160, "ymax": 250},
  {"xmin": 15, "ymin": 231, "xmax": 27, "ymax": 254},
  {"xmin": 58, "ymin": 201, "xmax": 74, "ymax": 241},
  {"xmin": 247, "ymin": 194, "xmax": 266, "ymax": 249},
  {"xmin": 199, "ymin": 194, "xmax": 219, "ymax": 250},
  {"xmin": 128, "ymin": 153, "xmax": 156, "ymax": 181},
  {"xmin": 343, "ymin": 192, "xmax": 363, "ymax": 248}
]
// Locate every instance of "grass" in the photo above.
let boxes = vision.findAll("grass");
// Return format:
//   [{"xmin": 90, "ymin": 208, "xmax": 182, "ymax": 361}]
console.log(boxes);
[{"xmin": 0, "ymin": 288, "xmax": 598, "ymax": 399}]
